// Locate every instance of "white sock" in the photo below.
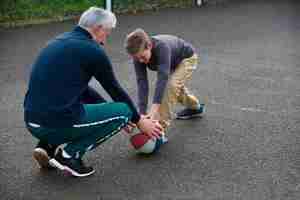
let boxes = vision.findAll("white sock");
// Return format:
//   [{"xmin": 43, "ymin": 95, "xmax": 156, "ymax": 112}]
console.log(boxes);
[{"xmin": 62, "ymin": 149, "xmax": 72, "ymax": 158}]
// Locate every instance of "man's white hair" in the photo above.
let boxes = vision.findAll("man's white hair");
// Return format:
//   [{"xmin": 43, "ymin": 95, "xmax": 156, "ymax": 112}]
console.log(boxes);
[{"xmin": 78, "ymin": 7, "xmax": 117, "ymax": 29}]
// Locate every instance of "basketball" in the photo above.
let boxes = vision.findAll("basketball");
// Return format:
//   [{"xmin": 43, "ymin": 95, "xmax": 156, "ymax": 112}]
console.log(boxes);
[{"xmin": 130, "ymin": 132, "xmax": 164, "ymax": 154}]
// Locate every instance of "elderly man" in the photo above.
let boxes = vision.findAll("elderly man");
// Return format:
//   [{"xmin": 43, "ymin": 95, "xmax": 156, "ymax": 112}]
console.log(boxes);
[{"xmin": 24, "ymin": 7, "xmax": 162, "ymax": 177}]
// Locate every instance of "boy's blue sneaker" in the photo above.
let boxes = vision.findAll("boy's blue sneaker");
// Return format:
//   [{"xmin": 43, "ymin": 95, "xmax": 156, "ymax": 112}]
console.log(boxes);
[
  {"xmin": 176, "ymin": 104, "xmax": 205, "ymax": 120},
  {"xmin": 161, "ymin": 134, "xmax": 168, "ymax": 144}
]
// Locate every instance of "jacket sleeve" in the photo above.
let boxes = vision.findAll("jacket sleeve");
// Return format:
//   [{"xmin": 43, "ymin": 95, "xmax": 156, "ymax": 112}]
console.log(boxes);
[
  {"xmin": 153, "ymin": 43, "xmax": 171, "ymax": 104},
  {"xmin": 92, "ymin": 48, "xmax": 140, "ymax": 123},
  {"xmin": 134, "ymin": 60, "xmax": 149, "ymax": 114}
]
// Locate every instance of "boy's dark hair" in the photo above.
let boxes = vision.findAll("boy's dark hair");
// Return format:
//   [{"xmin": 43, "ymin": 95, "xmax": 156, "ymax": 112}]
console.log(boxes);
[{"xmin": 125, "ymin": 28, "xmax": 151, "ymax": 55}]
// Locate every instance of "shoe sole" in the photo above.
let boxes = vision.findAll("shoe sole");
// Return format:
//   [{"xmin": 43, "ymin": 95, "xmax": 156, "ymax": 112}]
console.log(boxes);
[
  {"xmin": 49, "ymin": 158, "xmax": 95, "ymax": 177},
  {"xmin": 176, "ymin": 113, "xmax": 203, "ymax": 120},
  {"xmin": 33, "ymin": 148, "xmax": 51, "ymax": 169}
]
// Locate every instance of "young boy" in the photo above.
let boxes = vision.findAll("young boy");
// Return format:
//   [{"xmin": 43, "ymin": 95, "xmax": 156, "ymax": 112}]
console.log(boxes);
[{"xmin": 125, "ymin": 28, "xmax": 205, "ymax": 131}]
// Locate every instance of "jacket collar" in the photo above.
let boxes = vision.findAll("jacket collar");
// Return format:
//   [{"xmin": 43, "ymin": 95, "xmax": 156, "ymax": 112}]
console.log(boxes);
[{"xmin": 73, "ymin": 25, "xmax": 93, "ymax": 39}]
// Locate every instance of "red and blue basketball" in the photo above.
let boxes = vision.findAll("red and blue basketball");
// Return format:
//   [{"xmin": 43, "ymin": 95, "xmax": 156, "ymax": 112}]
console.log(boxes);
[{"xmin": 130, "ymin": 132, "xmax": 164, "ymax": 154}]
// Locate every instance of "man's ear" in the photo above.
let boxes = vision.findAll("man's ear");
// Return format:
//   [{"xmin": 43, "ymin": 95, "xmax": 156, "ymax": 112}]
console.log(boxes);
[{"xmin": 147, "ymin": 42, "xmax": 153, "ymax": 50}]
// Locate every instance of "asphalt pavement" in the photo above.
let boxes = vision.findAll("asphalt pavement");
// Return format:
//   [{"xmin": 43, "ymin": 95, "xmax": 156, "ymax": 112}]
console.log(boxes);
[{"xmin": 0, "ymin": 0, "xmax": 300, "ymax": 199}]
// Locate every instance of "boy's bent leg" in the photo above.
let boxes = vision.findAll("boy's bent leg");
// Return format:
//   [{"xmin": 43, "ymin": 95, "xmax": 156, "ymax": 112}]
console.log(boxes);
[
  {"xmin": 179, "ymin": 87, "xmax": 200, "ymax": 110},
  {"xmin": 170, "ymin": 54, "xmax": 205, "ymax": 119},
  {"xmin": 158, "ymin": 54, "xmax": 200, "ymax": 126},
  {"xmin": 157, "ymin": 89, "xmax": 173, "ymax": 130},
  {"xmin": 49, "ymin": 102, "xmax": 132, "ymax": 177},
  {"xmin": 175, "ymin": 54, "xmax": 200, "ymax": 108},
  {"xmin": 159, "ymin": 54, "xmax": 199, "ymax": 126}
]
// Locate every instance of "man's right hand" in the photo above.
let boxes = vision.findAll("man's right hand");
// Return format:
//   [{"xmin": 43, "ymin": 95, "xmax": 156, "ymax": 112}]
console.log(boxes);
[{"xmin": 136, "ymin": 117, "xmax": 163, "ymax": 139}]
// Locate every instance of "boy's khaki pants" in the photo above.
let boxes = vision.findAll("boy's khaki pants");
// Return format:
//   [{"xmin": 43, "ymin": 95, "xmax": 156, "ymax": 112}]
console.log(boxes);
[{"xmin": 155, "ymin": 54, "xmax": 200, "ymax": 129}]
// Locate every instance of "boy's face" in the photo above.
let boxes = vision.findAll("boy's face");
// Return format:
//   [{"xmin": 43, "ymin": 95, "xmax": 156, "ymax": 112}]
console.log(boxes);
[{"xmin": 132, "ymin": 47, "xmax": 152, "ymax": 64}]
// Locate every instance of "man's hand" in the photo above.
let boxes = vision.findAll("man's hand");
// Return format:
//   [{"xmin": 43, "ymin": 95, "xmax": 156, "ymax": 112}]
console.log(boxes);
[{"xmin": 136, "ymin": 117, "xmax": 163, "ymax": 139}]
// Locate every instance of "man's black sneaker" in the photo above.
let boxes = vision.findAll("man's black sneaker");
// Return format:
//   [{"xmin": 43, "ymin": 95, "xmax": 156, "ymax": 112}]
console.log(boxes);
[
  {"xmin": 33, "ymin": 142, "xmax": 57, "ymax": 169},
  {"xmin": 49, "ymin": 149, "xmax": 95, "ymax": 177},
  {"xmin": 176, "ymin": 104, "xmax": 205, "ymax": 120}
]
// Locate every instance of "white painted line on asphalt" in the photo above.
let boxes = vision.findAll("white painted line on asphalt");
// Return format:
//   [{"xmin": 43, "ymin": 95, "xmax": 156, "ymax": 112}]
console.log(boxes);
[
  {"xmin": 209, "ymin": 99, "xmax": 289, "ymax": 115},
  {"xmin": 209, "ymin": 99, "xmax": 264, "ymax": 112}
]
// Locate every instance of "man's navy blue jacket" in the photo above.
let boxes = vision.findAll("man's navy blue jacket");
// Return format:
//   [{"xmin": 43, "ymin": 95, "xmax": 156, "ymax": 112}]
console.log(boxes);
[{"xmin": 24, "ymin": 26, "xmax": 140, "ymax": 127}]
